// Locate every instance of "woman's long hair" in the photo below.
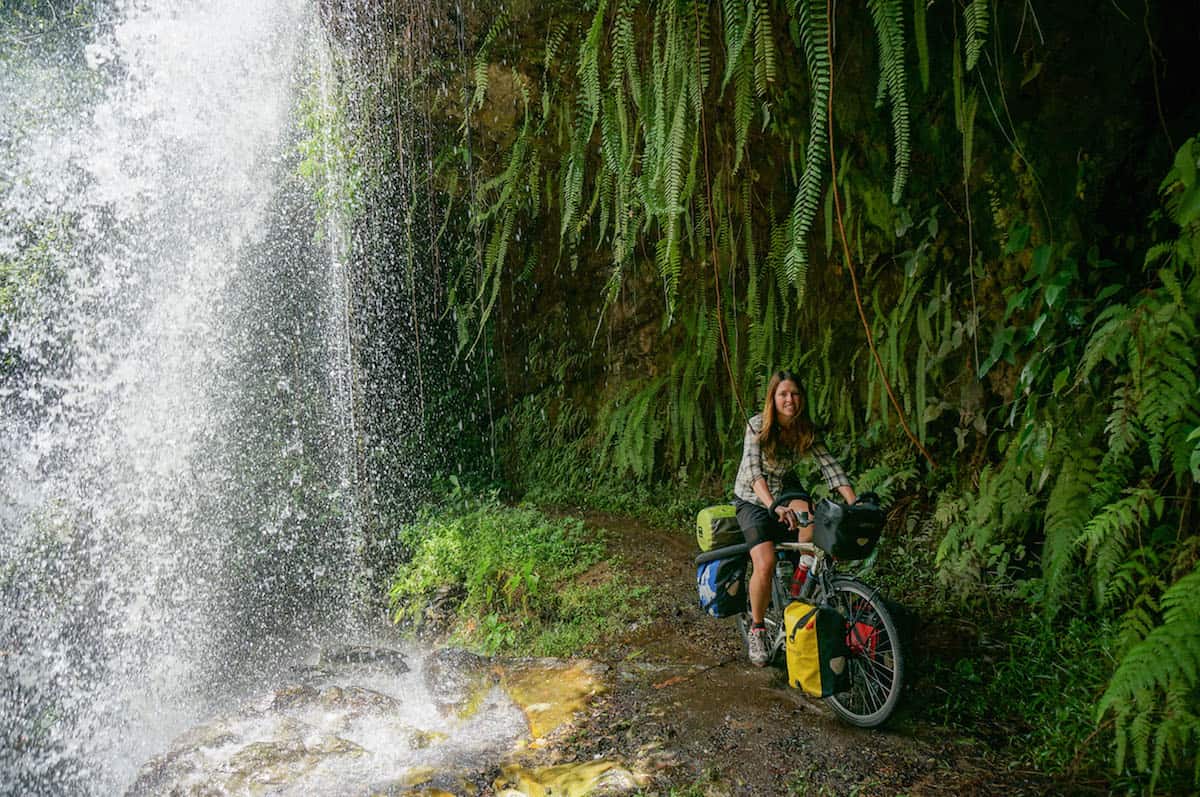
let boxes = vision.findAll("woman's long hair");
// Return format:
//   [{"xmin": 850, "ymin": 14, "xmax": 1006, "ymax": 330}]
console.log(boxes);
[{"xmin": 758, "ymin": 370, "xmax": 814, "ymax": 462}]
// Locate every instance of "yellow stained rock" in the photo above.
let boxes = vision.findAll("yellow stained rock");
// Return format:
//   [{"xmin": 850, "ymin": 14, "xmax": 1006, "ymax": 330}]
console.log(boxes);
[
  {"xmin": 500, "ymin": 661, "xmax": 605, "ymax": 740},
  {"xmin": 396, "ymin": 764, "xmax": 437, "ymax": 786},
  {"xmin": 493, "ymin": 760, "xmax": 644, "ymax": 797}
]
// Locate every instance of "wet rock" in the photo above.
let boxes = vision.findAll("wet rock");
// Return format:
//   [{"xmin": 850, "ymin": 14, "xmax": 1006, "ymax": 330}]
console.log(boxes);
[
  {"xmin": 408, "ymin": 728, "xmax": 449, "ymax": 749},
  {"xmin": 368, "ymin": 769, "xmax": 476, "ymax": 797},
  {"xmin": 270, "ymin": 683, "xmax": 321, "ymax": 710},
  {"xmin": 412, "ymin": 584, "xmax": 466, "ymax": 638},
  {"xmin": 500, "ymin": 659, "xmax": 609, "ymax": 741},
  {"xmin": 223, "ymin": 735, "xmax": 366, "ymax": 792},
  {"xmin": 287, "ymin": 662, "xmax": 335, "ymax": 684},
  {"xmin": 318, "ymin": 684, "xmax": 404, "ymax": 715},
  {"xmin": 318, "ymin": 644, "xmax": 410, "ymax": 674},
  {"xmin": 127, "ymin": 713, "xmax": 367, "ymax": 796},
  {"xmin": 422, "ymin": 647, "xmax": 496, "ymax": 712}
]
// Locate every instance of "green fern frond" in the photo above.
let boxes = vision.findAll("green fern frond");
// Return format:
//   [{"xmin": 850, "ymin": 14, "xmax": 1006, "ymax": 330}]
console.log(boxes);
[
  {"xmin": 1104, "ymin": 382, "xmax": 1141, "ymax": 457},
  {"xmin": 867, "ymin": 0, "xmax": 910, "ymax": 203},
  {"xmin": 577, "ymin": 0, "xmax": 610, "ymax": 131},
  {"xmin": 559, "ymin": 107, "xmax": 589, "ymax": 243},
  {"xmin": 963, "ymin": 0, "xmax": 989, "ymax": 72},
  {"xmin": 753, "ymin": 0, "xmax": 778, "ymax": 98},
  {"xmin": 782, "ymin": 239, "xmax": 810, "ymax": 303},
  {"xmin": 732, "ymin": 47, "xmax": 755, "ymax": 173},
  {"xmin": 1075, "ymin": 486, "xmax": 1161, "ymax": 607},
  {"xmin": 785, "ymin": 0, "xmax": 831, "ymax": 283},
  {"xmin": 1098, "ymin": 564, "xmax": 1200, "ymax": 787},
  {"xmin": 1078, "ymin": 303, "xmax": 1133, "ymax": 385},
  {"xmin": 1159, "ymin": 135, "xmax": 1200, "ymax": 229},
  {"xmin": 544, "ymin": 18, "xmax": 569, "ymax": 73},
  {"xmin": 1107, "ymin": 547, "xmax": 1164, "ymax": 631},
  {"xmin": 721, "ymin": 0, "xmax": 754, "ymax": 90},
  {"xmin": 1042, "ymin": 441, "xmax": 1100, "ymax": 612},
  {"xmin": 693, "ymin": 0, "xmax": 712, "ymax": 100},
  {"xmin": 472, "ymin": 11, "xmax": 509, "ymax": 112},
  {"xmin": 614, "ymin": 0, "xmax": 642, "ymax": 104},
  {"xmin": 1118, "ymin": 596, "xmax": 1160, "ymax": 653},
  {"xmin": 912, "ymin": 0, "xmax": 929, "ymax": 92}
]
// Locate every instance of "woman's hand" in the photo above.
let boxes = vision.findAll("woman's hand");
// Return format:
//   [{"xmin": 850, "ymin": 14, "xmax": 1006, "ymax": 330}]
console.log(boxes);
[{"xmin": 774, "ymin": 504, "xmax": 797, "ymax": 530}]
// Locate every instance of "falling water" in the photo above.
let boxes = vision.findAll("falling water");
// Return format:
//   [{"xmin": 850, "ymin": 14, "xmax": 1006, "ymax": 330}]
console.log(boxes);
[{"xmin": 0, "ymin": 1, "xmax": 364, "ymax": 791}]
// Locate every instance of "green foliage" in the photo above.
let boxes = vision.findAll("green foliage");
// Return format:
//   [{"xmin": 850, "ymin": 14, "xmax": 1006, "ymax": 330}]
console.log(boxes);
[
  {"xmin": 430, "ymin": 10, "xmax": 1200, "ymax": 783},
  {"xmin": 471, "ymin": 11, "xmax": 509, "ymax": 112},
  {"xmin": 387, "ymin": 495, "xmax": 648, "ymax": 655},
  {"xmin": 296, "ymin": 65, "xmax": 366, "ymax": 244},
  {"xmin": 866, "ymin": 0, "xmax": 910, "ymax": 204},
  {"xmin": 0, "ymin": 1, "xmax": 95, "ymax": 55},
  {"xmin": 499, "ymin": 389, "xmax": 723, "ymax": 527},
  {"xmin": 1098, "ymin": 565, "xmax": 1200, "ymax": 789},
  {"xmin": 785, "ymin": 0, "xmax": 830, "ymax": 290},
  {"xmin": 597, "ymin": 377, "xmax": 670, "ymax": 480},
  {"xmin": 962, "ymin": 0, "xmax": 988, "ymax": 72},
  {"xmin": 921, "ymin": 613, "xmax": 1120, "ymax": 779},
  {"xmin": 0, "ymin": 218, "xmax": 64, "ymax": 321},
  {"xmin": 933, "ymin": 134, "xmax": 1200, "ymax": 785}
]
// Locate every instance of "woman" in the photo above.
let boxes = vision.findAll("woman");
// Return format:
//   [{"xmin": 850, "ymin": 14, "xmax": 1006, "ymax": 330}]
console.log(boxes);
[{"xmin": 733, "ymin": 369, "xmax": 856, "ymax": 666}]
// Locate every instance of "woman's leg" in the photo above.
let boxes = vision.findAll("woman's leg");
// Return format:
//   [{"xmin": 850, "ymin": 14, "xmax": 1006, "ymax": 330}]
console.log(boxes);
[{"xmin": 748, "ymin": 540, "xmax": 777, "ymax": 623}]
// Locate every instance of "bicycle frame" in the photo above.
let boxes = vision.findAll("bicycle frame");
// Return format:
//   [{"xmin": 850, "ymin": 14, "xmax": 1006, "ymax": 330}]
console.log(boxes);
[{"xmin": 701, "ymin": 535, "xmax": 904, "ymax": 727}]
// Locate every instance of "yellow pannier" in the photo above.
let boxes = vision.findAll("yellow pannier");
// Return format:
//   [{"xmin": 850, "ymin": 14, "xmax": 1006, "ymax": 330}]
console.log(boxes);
[{"xmin": 784, "ymin": 599, "xmax": 850, "ymax": 698}]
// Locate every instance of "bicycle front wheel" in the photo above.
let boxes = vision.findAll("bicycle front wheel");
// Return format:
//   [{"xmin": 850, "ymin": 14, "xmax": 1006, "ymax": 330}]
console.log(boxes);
[{"xmin": 822, "ymin": 577, "xmax": 904, "ymax": 728}]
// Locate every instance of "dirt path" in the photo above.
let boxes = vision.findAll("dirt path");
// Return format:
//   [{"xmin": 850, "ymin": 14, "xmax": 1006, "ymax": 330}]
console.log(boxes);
[{"xmin": 532, "ymin": 510, "xmax": 1058, "ymax": 796}]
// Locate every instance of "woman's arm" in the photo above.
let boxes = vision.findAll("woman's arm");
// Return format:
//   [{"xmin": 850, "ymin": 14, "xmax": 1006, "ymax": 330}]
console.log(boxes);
[
  {"xmin": 813, "ymin": 444, "xmax": 856, "ymax": 504},
  {"xmin": 753, "ymin": 477, "xmax": 799, "ymax": 529}
]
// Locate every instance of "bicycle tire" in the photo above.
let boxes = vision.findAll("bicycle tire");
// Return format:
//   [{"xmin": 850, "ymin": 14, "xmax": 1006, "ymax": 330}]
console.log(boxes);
[{"xmin": 820, "ymin": 576, "xmax": 904, "ymax": 728}]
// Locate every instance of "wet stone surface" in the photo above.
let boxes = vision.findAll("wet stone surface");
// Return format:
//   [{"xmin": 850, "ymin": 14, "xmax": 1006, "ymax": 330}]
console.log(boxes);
[{"xmin": 125, "ymin": 646, "xmax": 525, "ymax": 796}]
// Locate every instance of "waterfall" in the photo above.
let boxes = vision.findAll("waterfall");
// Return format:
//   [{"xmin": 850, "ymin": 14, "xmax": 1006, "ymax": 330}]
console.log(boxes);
[{"xmin": 0, "ymin": 1, "xmax": 362, "ymax": 791}]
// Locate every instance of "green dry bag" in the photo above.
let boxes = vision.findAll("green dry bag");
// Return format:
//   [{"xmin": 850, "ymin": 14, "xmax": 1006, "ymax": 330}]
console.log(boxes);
[{"xmin": 695, "ymin": 504, "xmax": 741, "ymax": 551}]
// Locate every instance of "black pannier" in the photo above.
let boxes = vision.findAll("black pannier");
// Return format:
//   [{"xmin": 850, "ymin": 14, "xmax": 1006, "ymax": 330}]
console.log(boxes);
[{"xmin": 813, "ymin": 495, "xmax": 884, "ymax": 560}]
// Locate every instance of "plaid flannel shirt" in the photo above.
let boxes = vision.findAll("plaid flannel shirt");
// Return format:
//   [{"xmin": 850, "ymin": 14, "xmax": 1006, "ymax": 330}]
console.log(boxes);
[{"xmin": 733, "ymin": 414, "xmax": 849, "ymax": 506}]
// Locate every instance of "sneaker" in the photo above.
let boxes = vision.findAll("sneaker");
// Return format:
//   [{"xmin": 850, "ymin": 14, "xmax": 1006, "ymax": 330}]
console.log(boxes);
[{"xmin": 747, "ymin": 625, "xmax": 769, "ymax": 667}]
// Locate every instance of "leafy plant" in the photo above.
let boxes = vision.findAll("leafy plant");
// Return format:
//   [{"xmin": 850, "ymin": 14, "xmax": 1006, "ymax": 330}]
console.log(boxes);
[{"xmin": 386, "ymin": 495, "xmax": 649, "ymax": 655}]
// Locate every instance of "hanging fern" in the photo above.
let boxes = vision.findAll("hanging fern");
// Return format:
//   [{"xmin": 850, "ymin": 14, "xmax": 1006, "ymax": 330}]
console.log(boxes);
[
  {"xmin": 544, "ymin": 19, "xmax": 570, "ymax": 73},
  {"xmin": 471, "ymin": 11, "xmax": 509, "ymax": 112},
  {"xmin": 578, "ymin": 0, "xmax": 610, "ymax": 131},
  {"xmin": 721, "ymin": 0, "xmax": 756, "ymax": 173},
  {"xmin": 783, "ymin": 0, "xmax": 830, "ymax": 294},
  {"xmin": 912, "ymin": 0, "xmax": 929, "ymax": 92},
  {"xmin": 720, "ymin": 0, "xmax": 753, "ymax": 90},
  {"xmin": 963, "ymin": 0, "xmax": 989, "ymax": 72},
  {"xmin": 753, "ymin": 0, "xmax": 778, "ymax": 98},
  {"xmin": 597, "ymin": 376, "xmax": 670, "ymax": 479},
  {"xmin": 867, "ymin": 0, "xmax": 910, "ymax": 204}
]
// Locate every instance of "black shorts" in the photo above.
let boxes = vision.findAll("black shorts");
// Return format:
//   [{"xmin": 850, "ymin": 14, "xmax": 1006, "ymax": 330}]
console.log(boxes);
[{"xmin": 734, "ymin": 490, "xmax": 811, "ymax": 549}]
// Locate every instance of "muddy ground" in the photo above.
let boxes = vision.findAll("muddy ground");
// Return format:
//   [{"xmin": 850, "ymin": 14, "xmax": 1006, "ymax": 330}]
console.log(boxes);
[{"xmin": 500, "ymin": 511, "xmax": 1095, "ymax": 797}]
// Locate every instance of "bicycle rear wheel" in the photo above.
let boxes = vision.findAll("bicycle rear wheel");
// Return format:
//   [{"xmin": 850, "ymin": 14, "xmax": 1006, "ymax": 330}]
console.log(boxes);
[{"xmin": 822, "ymin": 577, "xmax": 904, "ymax": 728}]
